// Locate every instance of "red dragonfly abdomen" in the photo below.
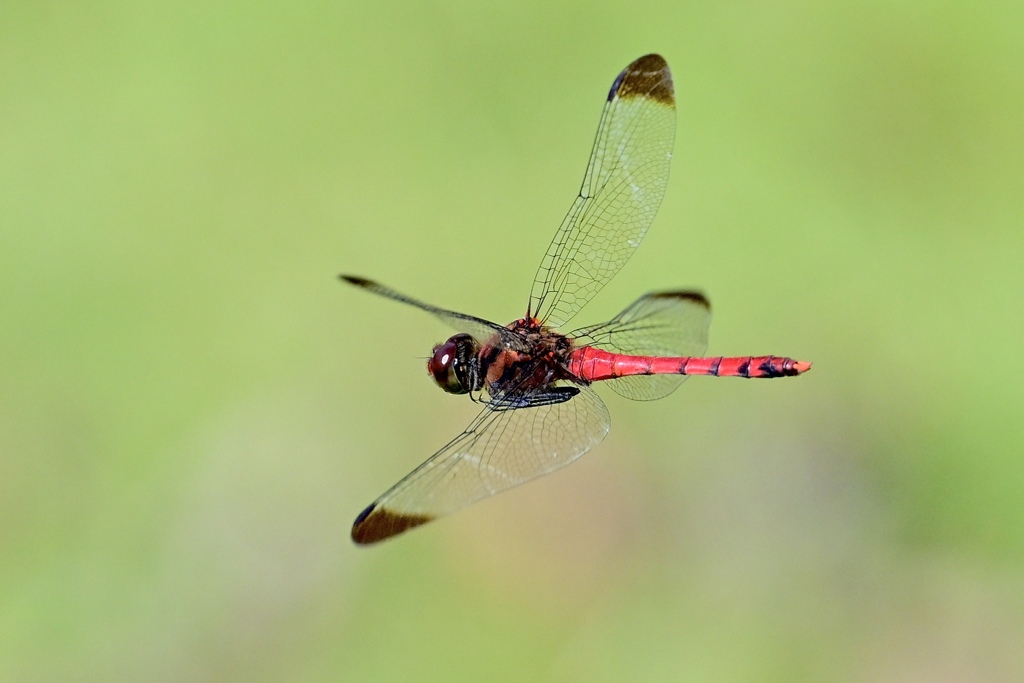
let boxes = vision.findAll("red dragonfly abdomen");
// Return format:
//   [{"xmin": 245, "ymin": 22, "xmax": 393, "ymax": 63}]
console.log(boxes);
[{"xmin": 569, "ymin": 347, "xmax": 812, "ymax": 380}]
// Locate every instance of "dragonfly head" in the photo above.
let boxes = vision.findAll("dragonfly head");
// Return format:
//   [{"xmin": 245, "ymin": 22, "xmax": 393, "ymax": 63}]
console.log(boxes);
[{"xmin": 428, "ymin": 334, "xmax": 480, "ymax": 394}]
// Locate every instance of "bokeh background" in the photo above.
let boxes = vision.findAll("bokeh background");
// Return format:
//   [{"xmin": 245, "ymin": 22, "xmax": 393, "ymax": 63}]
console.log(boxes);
[{"xmin": 3, "ymin": 1, "xmax": 1023, "ymax": 681}]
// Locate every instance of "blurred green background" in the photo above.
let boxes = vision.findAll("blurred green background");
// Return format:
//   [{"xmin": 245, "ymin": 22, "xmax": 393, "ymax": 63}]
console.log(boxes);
[{"xmin": 3, "ymin": 1, "xmax": 1023, "ymax": 681}]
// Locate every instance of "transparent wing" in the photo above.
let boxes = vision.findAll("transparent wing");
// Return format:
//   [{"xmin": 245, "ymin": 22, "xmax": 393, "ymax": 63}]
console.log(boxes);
[
  {"xmin": 351, "ymin": 384, "xmax": 611, "ymax": 544},
  {"xmin": 340, "ymin": 275, "xmax": 527, "ymax": 350},
  {"xmin": 571, "ymin": 291, "xmax": 711, "ymax": 401},
  {"xmin": 529, "ymin": 54, "xmax": 676, "ymax": 329}
]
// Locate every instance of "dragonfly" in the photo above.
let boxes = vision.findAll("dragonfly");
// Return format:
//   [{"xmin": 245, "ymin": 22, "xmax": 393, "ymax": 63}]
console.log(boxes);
[{"xmin": 342, "ymin": 54, "xmax": 811, "ymax": 544}]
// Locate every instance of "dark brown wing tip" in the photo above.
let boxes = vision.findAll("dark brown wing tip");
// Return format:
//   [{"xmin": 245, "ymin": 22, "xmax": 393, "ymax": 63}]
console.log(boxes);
[
  {"xmin": 351, "ymin": 503, "xmax": 433, "ymax": 545},
  {"xmin": 652, "ymin": 290, "xmax": 710, "ymax": 310},
  {"xmin": 339, "ymin": 274, "xmax": 374, "ymax": 287},
  {"xmin": 609, "ymin": 53, "xmax": 674, "ymax": 106}
]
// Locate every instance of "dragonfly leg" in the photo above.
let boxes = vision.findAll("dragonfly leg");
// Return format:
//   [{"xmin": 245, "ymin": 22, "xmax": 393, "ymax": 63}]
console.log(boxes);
[{"xmin": 488, "ymin": 386, "xmax": 580, "ymax": 411}]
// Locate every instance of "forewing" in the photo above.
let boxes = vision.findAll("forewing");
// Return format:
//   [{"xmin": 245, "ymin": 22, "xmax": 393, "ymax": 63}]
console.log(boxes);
[
  {"xmin": 571, "ymin": 291, "xmax": 711, "ymax": 401},
  {"xmin": 351, "ymin": 384, "xmax": 611, "ymax": 544},
  {"xmin": 529, "ymin": 54, "xmax": 676, "ymax": 329},
  {"xmin": 340, "ymin": 275, "xmax": 527, "ymax": 350}
]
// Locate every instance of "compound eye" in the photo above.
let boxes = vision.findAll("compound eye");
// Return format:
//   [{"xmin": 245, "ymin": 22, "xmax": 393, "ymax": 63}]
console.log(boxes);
[{"xmin": 428, "ymin": 338, "xmax": 468, "ymax": 394}]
